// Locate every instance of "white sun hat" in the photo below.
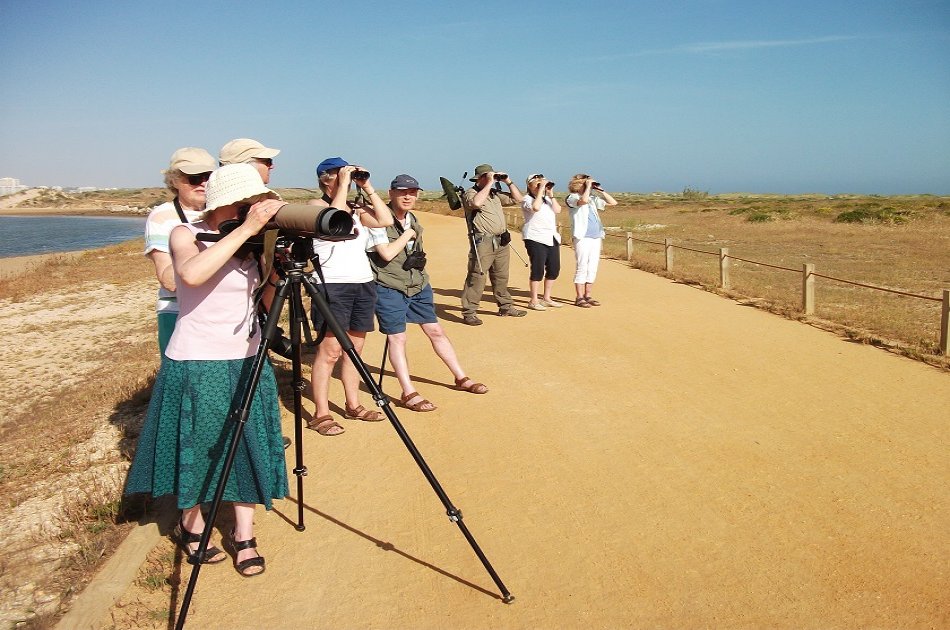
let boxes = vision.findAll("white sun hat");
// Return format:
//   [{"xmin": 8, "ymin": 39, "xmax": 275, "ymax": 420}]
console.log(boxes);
[{"xmin": 204, "ymin": 163, "xmax": 278, "ymax": 212}]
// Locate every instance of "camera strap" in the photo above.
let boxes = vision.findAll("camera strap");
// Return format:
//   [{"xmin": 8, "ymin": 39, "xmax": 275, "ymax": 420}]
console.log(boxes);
[{"xmin": 391, "ymin": 212, "xmax": 420, "ymax": 253}]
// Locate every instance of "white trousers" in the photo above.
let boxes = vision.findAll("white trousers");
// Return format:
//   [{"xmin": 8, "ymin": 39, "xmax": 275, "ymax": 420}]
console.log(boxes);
[{"xmin": 572, "ymin": 237, "xmax": 602, "ymax": 284}]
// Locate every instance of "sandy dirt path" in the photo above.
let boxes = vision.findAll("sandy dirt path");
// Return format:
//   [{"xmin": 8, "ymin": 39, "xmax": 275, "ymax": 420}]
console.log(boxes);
[{"xmin": 112, "ymin": 212, "xmax": 947, "ymax": 629}]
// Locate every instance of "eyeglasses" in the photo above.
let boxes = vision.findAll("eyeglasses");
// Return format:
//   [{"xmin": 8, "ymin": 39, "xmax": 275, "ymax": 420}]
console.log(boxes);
[
  {"xmin": 253, "ymin": 158, "xmax": 274, "ymax": 167},
  {"xmin": 185, "ymin": 172, "xmax": 211, "ymax": 186}
]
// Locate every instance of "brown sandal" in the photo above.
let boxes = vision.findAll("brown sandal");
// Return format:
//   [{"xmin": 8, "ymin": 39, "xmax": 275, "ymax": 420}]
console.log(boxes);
[
  {"xmin": 306, "ymin": 415, "xmax": 345, "ymax": 435},
  {"xmin": 344, "ymin": 404, "xmax": 384, "ymax": 422},
  {"xmin": 454, "ymin": 377, "xmax": 488, "ymax": 394},
  {"xmin": 400, "ymin": 391, "xmax": 437, "ymax": 412},
  {"xmin": 575, "ymin": 298, "xmax": 592, "ymax": 308}
]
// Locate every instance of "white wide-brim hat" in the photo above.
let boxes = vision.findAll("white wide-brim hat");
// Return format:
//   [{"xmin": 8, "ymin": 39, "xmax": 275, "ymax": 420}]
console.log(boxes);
[{"xmin": 205, "ymin": 163, "xmax": 278, "ymax": 212}]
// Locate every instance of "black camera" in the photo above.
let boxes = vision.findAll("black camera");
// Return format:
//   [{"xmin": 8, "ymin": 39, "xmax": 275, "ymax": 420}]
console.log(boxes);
[
  {"xmin": 352, "ymin": 169, "xmax": 370, "ymax": 180},
  {"xmin": 402, "ymin": 250, "xmax": 427, "ymax": 271},
  {"xmin": 493, "ymin": 173, "xmax": 508, "ymax": 181}
]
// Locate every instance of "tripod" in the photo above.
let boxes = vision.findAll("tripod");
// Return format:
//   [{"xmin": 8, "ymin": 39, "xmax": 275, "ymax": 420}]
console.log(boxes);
[{"xmin": 175, "ymin": 236, "xmax": 513, "ymax": 629}]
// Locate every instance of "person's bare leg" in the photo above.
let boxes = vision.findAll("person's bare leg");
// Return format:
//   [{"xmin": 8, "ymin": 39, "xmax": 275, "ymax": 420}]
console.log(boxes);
[
  {"xmin": 310, "ymin": 334, "xmax": 344, "ymax": 434},
  {"xmin": 232, "ymin": 502, "xmax": 262, "ymax": 574},
  {"xmin": 340, "ymin": 331, "xmax": 367, "ymax": 409},
  {"xmin": 529, "ymin": 279, "xmax": 541, "ymax": 304},
  {"xmin": 386, "ymin": 332, "xmax": 416, "ymax": 396},
  {"xmin": 542, "ymin": 278, "xmax": 556, "ymax": 302},
  {"xmin": 421, "ymin": 322, "xmax": 466, "ymax": 381}
]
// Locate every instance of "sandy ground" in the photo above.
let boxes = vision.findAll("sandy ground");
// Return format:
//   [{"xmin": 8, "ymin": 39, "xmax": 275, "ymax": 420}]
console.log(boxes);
[{"xmin": 5, "ymin": 212, "xmax": 947, "ymax": 629}]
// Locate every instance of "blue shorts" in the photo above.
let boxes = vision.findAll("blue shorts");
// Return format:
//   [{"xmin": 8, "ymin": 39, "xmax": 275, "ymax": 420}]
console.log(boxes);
[
  {"xmin": 310, "ymin": 282, "xmax": 377, "ymax": 333},
  {"xmin": 374, "ymin": 284, "xmax": 438, "ymax": 334}
]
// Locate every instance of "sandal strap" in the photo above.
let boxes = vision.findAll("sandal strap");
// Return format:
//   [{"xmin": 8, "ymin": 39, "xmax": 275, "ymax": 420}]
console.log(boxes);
[
  {"xmin": 400, "ymin": 392, "xmax": 421, "ymax": 403},
  {"xmin": 231, "ymin": 536, "xmax": 258, "ymax": 552},
  {"xmin": 175, "ymin": 521, "xmax": 201, "ymax": 545},
  {"xmin": 236, "ymin": 555, "xmax": 266, "ymax": 575}
]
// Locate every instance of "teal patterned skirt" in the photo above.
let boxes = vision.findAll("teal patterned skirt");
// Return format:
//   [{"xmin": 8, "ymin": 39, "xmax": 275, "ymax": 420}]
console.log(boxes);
[{"xmin": 125, "ymin": 357, "xmax": 289, "ymax": 509}]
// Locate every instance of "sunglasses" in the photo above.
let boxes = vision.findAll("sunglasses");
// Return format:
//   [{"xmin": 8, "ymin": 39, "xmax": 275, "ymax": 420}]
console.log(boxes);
[
  {"xmin": 253, "ymin": 158, "xmax": 274, "ymax": 167},
  {"xmin": 185, "ymin": 172, "xmax": 211, "ymax": 186}
]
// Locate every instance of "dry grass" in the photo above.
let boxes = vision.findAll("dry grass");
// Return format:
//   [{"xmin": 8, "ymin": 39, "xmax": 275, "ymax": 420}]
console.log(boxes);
[
  {"xmin": 0, "ymin": 240, "xmax": 157, "ymax": 628},
  {"xmin": 415, "ymin": 193, "xmax": 950, "ymax": 368}
]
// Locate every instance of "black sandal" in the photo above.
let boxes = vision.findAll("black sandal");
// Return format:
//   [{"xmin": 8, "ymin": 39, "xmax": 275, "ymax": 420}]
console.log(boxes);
[
  {"xmin": 172, "ymin": 518, "xmax": 226, "ymax": 564},
  {"xmin": 227, "ymin": 530, "xmax": 266, "ymax": 577}
]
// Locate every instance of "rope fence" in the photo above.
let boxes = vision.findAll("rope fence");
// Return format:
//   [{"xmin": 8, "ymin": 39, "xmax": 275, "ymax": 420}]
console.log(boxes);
[{"xmin": 503, "ymin": 209, "xmax": 950, "ymax": 355}]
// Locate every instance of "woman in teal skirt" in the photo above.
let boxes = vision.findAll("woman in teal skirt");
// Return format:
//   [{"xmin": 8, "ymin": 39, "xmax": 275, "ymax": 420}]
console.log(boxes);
[{"xmin": 125, "ymin": 163, "xmax": 290, "ymax": 577}]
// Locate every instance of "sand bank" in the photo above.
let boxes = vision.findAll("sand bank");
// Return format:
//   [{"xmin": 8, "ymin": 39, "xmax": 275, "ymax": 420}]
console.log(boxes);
[{"xmin": 0, "ymin": 251, "xmax": 85, "ymax": 279}]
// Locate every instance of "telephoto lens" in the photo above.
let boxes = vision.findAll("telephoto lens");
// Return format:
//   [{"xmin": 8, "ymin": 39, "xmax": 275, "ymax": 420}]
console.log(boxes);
[{"xmin": 272, "ymin": 204, "xmax": 355, "ymax": 241}]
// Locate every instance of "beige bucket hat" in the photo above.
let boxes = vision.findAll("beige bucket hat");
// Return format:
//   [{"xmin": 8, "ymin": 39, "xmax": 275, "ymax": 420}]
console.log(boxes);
[{"xmin": 204, "ymin": 164, "xmax": 279, "ymax": 212}]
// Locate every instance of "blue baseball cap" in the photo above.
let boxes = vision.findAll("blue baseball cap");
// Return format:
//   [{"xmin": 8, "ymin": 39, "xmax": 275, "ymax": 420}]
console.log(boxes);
[{"xmin": 316, "ymin": 157, "xmax": 348, "ymax": 176}]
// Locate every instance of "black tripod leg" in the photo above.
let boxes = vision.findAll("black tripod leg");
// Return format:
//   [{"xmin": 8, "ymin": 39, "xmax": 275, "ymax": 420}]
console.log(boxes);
[
  {"xmin": 301, "ymin": 275, "xmax": 514, "ymax": 603},
  {"xmin": 175, "ymin": 276, "xmax": 292, "ymax": 630},
  {"xmin": 377, "ymin": 336, "xmax": 389, "ymax": 390},
  {"xmin": 288, "ymin": 281, "xmax": 308, "ymax": 531}
]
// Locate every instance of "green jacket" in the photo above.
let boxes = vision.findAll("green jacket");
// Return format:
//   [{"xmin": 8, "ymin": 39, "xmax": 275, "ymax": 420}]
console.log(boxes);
[{"xmin": 368, "ymin": 212, "xmax": 429, "ymax": 297}]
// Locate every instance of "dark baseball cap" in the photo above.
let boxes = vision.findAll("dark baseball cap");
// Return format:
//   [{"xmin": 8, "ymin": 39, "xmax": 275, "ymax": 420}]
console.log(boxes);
[
  {"xmin": 316, "ymin": 157, "xmax": 349, "ymax": 176},
  {"xmin": 390, "ymin": 174, "xmax": 421, "ymax": 190}
]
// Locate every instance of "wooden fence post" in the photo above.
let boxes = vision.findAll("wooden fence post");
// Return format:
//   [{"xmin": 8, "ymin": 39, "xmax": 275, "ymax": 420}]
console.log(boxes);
[
  {"xmin": 720, "ymin": 248, "xmax": 730, "ymax": 289},
  {"xmin": 664, "ymin": 238, "xmax": 673, "ymax": 271},
  {"xmin": 802, "ymin": 263, "xmax": 815, "ymax": 315},
  {"xmin": 626, "ymin": 232, "xmax": 634, "ymax": 261},
  {"xmin": 940, "ymin": 289, "xmax": 949, "ymax": 355}
]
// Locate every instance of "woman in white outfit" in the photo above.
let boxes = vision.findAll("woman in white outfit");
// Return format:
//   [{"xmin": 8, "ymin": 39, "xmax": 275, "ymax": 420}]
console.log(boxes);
[{"xmin": 565, "ymin": 174, "xmax": 618, "ymax": 307}]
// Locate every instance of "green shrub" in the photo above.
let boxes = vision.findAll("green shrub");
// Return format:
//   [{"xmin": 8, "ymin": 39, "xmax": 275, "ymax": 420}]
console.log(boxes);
[{"xmin": 834, "ymin": 206, "xmax": 913, "ymax": 224}]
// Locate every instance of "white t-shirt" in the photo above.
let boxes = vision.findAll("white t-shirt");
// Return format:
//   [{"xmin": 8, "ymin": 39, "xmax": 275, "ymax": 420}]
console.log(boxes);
[
  {"xmin": 311, "ymin": 211, "xmax": 374, "ymax": 283},
  {"xmin": 521, "ymin": 195, "xmax": 561, "ymax": 246},
  {"xmin": 144, "ymin": 200, "xmax": 204, "ymax": 314}
]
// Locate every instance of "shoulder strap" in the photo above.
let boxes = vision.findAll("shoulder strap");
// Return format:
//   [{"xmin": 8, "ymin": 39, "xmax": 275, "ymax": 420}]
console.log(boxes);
[{"xmin": 173, "ymin": 197, "xmax": 188, "ymax": 223}]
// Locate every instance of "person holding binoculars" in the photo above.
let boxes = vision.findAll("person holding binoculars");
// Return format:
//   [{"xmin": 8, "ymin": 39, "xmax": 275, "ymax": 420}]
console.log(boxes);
[
  {"xmin": 306, "ymin": 157, "xmax": 394, "ymax": 435},
  {"xmin": 365, "ymin": 175, "xmax": 488, "ymax": 412},
  {"xmin": 460, "ymin": 163, "xmax": 526, "ymax": 325},
  {"xmin": 521, "ymin": 173, "xmax": 563, "ymax": 310},
  {"xmin": 566, "ymin": 174, "xmax": 618, "ymax": 307}
]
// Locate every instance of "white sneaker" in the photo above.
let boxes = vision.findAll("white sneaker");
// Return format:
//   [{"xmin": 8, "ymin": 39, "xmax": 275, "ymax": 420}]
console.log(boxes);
[
  {"xmin": 528, "ymin": 301, "xmax": 547, "ymax": 311},
  {"xmin": 541, "ymin": 299, "xmax": 563, "ymax": 308}
]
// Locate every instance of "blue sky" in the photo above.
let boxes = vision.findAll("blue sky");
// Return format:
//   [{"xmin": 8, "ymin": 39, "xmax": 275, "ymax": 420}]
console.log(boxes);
[{"xmin": 1, "ymin": 0, "xmax": 948, "ymax": 194}]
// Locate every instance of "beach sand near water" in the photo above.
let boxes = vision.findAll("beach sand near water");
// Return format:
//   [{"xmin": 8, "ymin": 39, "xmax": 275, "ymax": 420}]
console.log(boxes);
[{"xmin": 0, "ymin": 251, "xmax": 85, "ymax": 279}]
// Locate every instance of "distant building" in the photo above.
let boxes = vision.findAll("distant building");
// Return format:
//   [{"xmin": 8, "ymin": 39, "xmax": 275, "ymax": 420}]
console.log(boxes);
[{"xmin": 0, "ymin": 177, "xmax": 24, "ymax": 196}]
